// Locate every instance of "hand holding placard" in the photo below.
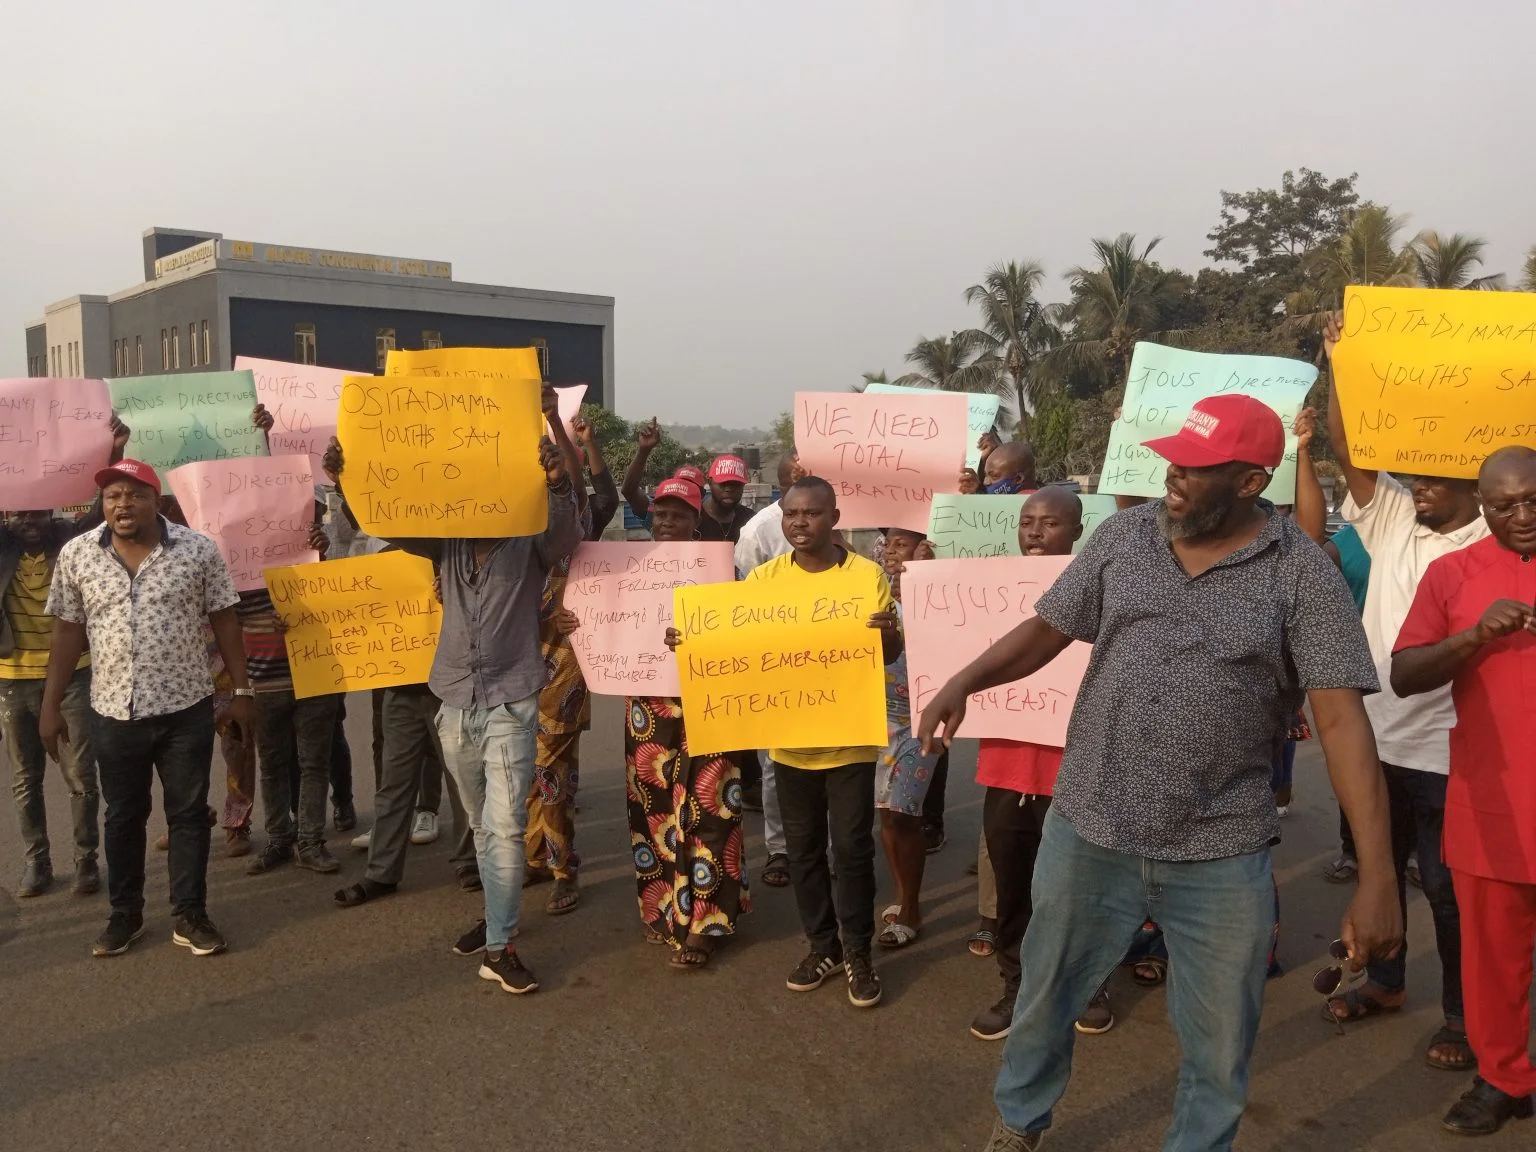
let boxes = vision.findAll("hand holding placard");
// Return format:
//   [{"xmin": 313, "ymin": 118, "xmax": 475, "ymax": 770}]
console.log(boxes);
[
  {"xmin": 0, "ymin": 377, "xmax": 115, "ymax": 508},
  {"xmin": 107, "ymin": 370, "xmax": 268, "ymax": 473}
]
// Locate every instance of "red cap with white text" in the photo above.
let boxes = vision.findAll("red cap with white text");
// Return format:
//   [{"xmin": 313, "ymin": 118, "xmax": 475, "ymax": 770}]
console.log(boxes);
[
  {"xmin": 673, "ymin": 465, "xmax": 707, "ymax": 489},
  {"xmin": 653, "ymin": 478, "xmax": 702, "ymax": 512},
  {"xmin": 94, "ymin": 459, "xmax": 162, "ymax": 496},
  {"xmin": 1142, "ymin": 394, "xmax": 1285, "ymax": 470},
  {"xmin": 708, "ymin": 455, "xmax": 748, "ymax": 483}
]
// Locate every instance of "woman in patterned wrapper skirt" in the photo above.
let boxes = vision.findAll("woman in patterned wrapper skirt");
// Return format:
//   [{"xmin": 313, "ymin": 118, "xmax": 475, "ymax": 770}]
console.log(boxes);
[{"xmin": 555, "ymin": 476, "xmax": 748, "ymax": 968}]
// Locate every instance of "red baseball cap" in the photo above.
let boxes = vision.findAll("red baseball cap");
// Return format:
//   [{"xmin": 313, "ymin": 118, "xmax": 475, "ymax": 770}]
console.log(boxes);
[
  {"xmin": 709, "ymin": 455, "xmax": 748, "ymax": 483},
  {"xmin": 1142, "ymin": 394, "xmax": 1285, "ymax": 470},
  {"xmin": 94, "ymin": 459, "xmax": 162, "ymax": 496},
  {"xmin": 653, "ymin": 478, "xmax": 702, "ymax": 512},
  {"xmin": 672, "ymin": 465, "xmax": 707, "ymax": 489}
]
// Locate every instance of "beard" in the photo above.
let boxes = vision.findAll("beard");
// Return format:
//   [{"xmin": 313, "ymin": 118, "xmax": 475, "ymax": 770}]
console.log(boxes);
[{"xmin": 1158, "ymin": 490, "xmax": 1237, "ymax": 540}]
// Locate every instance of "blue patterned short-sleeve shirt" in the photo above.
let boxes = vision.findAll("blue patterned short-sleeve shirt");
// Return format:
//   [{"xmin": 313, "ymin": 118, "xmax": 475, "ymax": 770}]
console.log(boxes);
[
  {"xmin": 1034, "ymin": 500, "xmax": 1378, "ymax": 862},
  {"xmin": 46, "ymin": 518, "xmax": 241, "ymax": 721}
]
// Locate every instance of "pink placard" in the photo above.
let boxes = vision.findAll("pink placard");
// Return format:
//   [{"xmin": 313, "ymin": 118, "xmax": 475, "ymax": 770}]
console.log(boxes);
[
  {"xmin": 549, "ymin": 384, "xmax": 587, "ymax": 443},
  {"xmin": 903, "ymin": 555, "xmax": 1090, "ymax": 745},
  {"xmin": 562, "ymin": 540, "xmax": 736, "ymax": 696},
  {"xmin": 168, "ymin": 454, "xmax": 320, "ymax": 590},
  {"xmin": 0, "ymin": 378, "xmax": 114, "ymax": 509},
  {"xmin": 236, "ymin": 356, "xmax": 352, "ymax": 479},
  {"xmin": 794, "ymin": 391, "xmax": 966, "ymax": 532}
]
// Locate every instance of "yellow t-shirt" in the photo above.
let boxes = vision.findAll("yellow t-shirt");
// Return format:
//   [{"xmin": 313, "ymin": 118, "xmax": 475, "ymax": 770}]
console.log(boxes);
[
  {"xmin": 747, "ymin": 548, "xmax": 895, "ymax": 770},
  {"xmin": 0, "ymin": 553, "xmax": 89, "ymax": 680}
]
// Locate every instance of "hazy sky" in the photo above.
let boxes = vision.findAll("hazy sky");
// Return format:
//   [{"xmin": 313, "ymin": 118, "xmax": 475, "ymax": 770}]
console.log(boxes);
[{"xmin": 5, "ymin": 0, "xmax": 1532, "ymax": 428}]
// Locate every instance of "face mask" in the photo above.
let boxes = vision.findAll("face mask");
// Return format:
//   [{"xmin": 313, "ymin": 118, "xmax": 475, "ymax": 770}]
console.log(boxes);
[{"xmin": 985, "ymin": 476, "xmax": 1024, "ymax": 496}]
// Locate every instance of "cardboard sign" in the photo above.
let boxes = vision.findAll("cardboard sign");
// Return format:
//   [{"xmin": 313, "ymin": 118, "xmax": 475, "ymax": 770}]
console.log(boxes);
[
  {"xmin": 925, "ymin": 492, "xmax": 1119, "ymax": 558},
  {"xmin": 864, "ymin": 383, "xmax": 1002, "ymax": 468},
  {"xmin": 903, "ymin": 555, "xmax": 1089, "ymax": 745},
  {"xmin": 265, "ymin": 551, "xmax": 441, "ymax": 698},
  {"xmin": 1333, "ymin": 284, "xmax": 1536, "ymax": 477},
  {"xmin": 167, "ymin": 455, "xmax": 319, "ymax": 591},
  {"xmin": 794, "ymin": 390, "xmax": 967, "ymax": 532},
  {"xmin": 1099, "ymin": 343, "xmax": 1316, "ymax": 501},
  {"xmin": 0, "ymin": 377, "xmax": 114, "ymax": 508},
  {"xmin": 108, "ymin": 370, "xmax": 267, "ymax": 473},
  {"xmin": 236, "ymin": 356, "xmax": 353, "ymax": 478},
  {"xmin": 562, "ymin": 541, "xmax": 736, "ymax": 696}
]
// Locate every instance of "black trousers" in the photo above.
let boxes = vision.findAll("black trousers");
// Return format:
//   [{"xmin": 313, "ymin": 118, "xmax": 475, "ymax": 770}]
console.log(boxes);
[
  {"xmin": 921, "ymin": 750, "xmax": 949, "ymax": 826},
  {"xmin": 984, "ymin": 786, "xmax": 1052, "ymax": 995},
  {"xmin": 773, "ymin": 759, "xmax": 876, "ymax": 958}
]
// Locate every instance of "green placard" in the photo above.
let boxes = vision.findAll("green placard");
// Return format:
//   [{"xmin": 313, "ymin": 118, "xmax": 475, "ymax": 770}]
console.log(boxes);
[
  {"xmin": 926, "ymin": 492, "xmax": 1119, "ymax": 557},
  {"xmin": 108, "ymin": 370, "xmax": 268, "ymax": 473}
]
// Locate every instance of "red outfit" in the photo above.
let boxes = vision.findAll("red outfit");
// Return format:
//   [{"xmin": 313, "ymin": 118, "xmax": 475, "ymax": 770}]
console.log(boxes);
[
  {"xmin": 1395, "ymin": 537, "xmax": 1536, "ymax": 1097},
  {"xmin": 977, "ymin": 738, "xmax": 1062, "ymax": 796}
]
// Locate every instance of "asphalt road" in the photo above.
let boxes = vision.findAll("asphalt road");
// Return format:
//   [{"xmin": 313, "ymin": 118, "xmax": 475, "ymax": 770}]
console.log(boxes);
[{"xmin": 0, "ymin": 695, "xmax": 1529, "ymax": 1151}]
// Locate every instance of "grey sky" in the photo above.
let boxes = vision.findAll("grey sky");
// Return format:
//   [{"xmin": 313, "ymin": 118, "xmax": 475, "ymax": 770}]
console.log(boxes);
[{"xmin": 4, "ymin": 0, "xmax": 1532, "ymax": 428}]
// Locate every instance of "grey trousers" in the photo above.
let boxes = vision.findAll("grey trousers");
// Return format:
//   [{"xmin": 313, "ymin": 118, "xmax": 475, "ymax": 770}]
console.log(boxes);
[{"xmin": 366, "ymin": 687, "xmax": 473, "ymax": 886}]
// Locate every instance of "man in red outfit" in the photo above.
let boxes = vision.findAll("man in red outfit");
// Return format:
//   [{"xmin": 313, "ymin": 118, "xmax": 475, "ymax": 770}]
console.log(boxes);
[{"xmin": 1392, "ymin": 444, "xmax": 1536, "ymax": 1137}]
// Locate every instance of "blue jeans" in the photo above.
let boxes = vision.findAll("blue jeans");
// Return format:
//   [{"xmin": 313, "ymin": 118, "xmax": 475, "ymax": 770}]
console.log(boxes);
[
  {"xmin": 996, "ymin": 809, "xmax": 1273, "ymax": 1152},
  {"xmin": 437, "ymin": 695, "xmax": 538, "ymax": 951}
]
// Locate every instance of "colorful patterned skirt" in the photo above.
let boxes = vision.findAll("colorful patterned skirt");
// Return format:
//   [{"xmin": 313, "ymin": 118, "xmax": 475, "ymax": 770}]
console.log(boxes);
[{"xmin": 625, "ymin": 697, "xmax": 750, "ymax": 947}]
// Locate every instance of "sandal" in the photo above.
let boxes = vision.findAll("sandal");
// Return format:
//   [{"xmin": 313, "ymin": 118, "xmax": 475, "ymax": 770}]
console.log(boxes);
[
  {"xmin": 968, "ymin": 920, "xmax": 998, "ymax": 958},
  {"xmin": 545, "ymin": 876, "xmax": 581, "ymax": 915},
  {"xmin": 878, "ymin": 920, "xmax": 919, "ymax": 949},
  {"xmin": 1132, "ymin": 957, "xmax": 1168, "ymax": 987},
  {"xmin": 1425, "ymin": 1026, "xmax": 1476, "ymax": 1072},
  {"xmin": 880, "ymin": 904, "xmax": 902, "ymax": 926},
  {"xmin": 670, "ymin": 938, "xmax": 715, "ymax": 969},
  {"xmin": 1323, "ymin": 985, "xmax": 1403, "ymax": 1024},
  {"xmin": 1321, "ymin": 855, "xmax": 1358, "ymax": 884},
  {"xmin": 333, "ymin": 880, "xmax": 397, "ymax": 908},
  {"xmin": 761, "ymin": 853, "xmax": 790, "ymax": 888},
  {"xmin": 643, "ymin": 926, "xmax": 670, "ymax": 946}
]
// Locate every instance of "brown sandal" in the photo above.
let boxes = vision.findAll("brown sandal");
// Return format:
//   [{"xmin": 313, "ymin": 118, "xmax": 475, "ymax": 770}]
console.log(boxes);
[
  {"xmin": 545, "ymin": 876, "xmax": 581, "ymax": 915},
  {"xmin": 670, "ymin": 939, "xmax": 715, "ymax": 970},
  {"xmin": 1323, "ymin": 986, "xmax": 1403, "ymax": 1023},
  {"xmin": 1425, "ymin": 1027, "xmax": 1476, "ymax": 1072}
]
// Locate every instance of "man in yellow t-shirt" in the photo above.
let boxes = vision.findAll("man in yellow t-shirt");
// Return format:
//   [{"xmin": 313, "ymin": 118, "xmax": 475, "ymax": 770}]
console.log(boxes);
[
  {"xmin": 1, "ymin": 509, "xmax": 100, "ymax": 898},
  {"xmin": 744, "ymin": 477, "xmax": 901, "ymax": 1010}
]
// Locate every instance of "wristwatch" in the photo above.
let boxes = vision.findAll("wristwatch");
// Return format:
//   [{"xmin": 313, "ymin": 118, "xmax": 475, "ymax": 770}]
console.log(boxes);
[{"xmin": 233, "ymin": 688, "xmax": 256, "ymax": 698}]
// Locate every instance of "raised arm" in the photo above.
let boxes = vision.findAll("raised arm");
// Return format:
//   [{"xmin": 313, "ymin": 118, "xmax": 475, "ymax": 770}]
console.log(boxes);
[
  {"xmin": 574, "ymin": 416, "xmax": 620, "ymax": 536},
  {"xmin": 916, "ymin": 616, "xmax": 1074, "ymax": 752},
  {"xmin": 1290, "ymin": 407, "xmax": 1327, "ymax": 544},
  {"xmin": 621, "ymin": 418, "xmax": 661, "ymax": 519},
  {"xmin": 535, "ymin": 438, "xmax": 582, "ymax": 569},
  {"xmin": 1323, "ymin": 312, "xmax": 1379, "ymax": 509}
]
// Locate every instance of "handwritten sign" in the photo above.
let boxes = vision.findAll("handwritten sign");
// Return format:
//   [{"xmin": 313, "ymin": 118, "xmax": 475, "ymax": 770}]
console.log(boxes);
[
  {"xmin": 562, "ymin": 541, "xmax": 735, "ymax": 696},
  {"xmin": 1099, "ymin": 343, "xmax": 1316, "ymax": 501},
  {"xmin": 265, "ymin": 551, "xmax": 441, "ymax": 699},
  {"xmin": 1333, "ymin": 285, "xmax": 1536, "ymax": 478},
  {"xmin": 903, "ymin": 556, "xmax": 1089, "ymax": 745},
  {"xmin": 107, "ymin": 370, "xmax": 267, "ymax": 474},
  {"xmin": 384, "ymin": 346, "xmax": 542, "ymax": 382},
  {"xmin": 338, "ymin": 358, "xmax": 545, "ymax": 538},
  {"xmin": 925, "ymin": 492, "xmax": 1119, "ymax": 557},
  {"xmin": 235, "ymin": 356, "xmax": 353, "ymax": 478},
  {"xmin": 0, "ymin": 378, "xmax": 114, "ymax": 508},
  {"xmin": 167, "ymin": 454, "xmax": 319, "ymax": 590},
  {"xmin": 864, "ymin": 383, "xmax": 1002, "ymax": 468},
  {"xmin": 673, "ymin": 567, "xmax": 886, "ymax": 755},
  {"xmin": 795, "ymin": 390, "xmax": 967, "ymax": 533}
]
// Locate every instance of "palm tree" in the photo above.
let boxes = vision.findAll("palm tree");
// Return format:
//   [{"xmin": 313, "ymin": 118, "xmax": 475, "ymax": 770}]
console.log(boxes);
[
  {"xmin": 1035, "ymin": 234, "xmax": 1180, "ymax": 397},
  {"xmin": 1521, "ymin": 246, "xmax": 1536, "ymax": 293},
  {"xmin": 1409, "ymin": 231, "xmax": 1496, "ymax": 289},
  {"xmin": 1318, "ymin": 204, "xmax": 1415, "ymax": 294},
  {"xmin": 891, "ymin": 331, "xmax": 998, "ymax": 393},
  {"xmin": 957, "ymin": 260, "xmax": 1057, "ymax": 423},
  {"xmin": 852, "ymin": 370, "xmax": 888, "ymax": 393}
]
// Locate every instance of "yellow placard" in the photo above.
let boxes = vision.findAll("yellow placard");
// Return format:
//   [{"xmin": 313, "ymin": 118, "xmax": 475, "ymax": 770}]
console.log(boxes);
[
  {"xmin": 337, "ymin": 351, "xmax": 546, "ymax": 537},
  {"xmin": 673, "ymin": 569, "xmax": 886, "ymax": 756},
  {"xmin": 1334, "ymin": 285, "xmax": 1536, "ymax": 478},
  {"xmin": 265, "ymin": 552, "xmax": 442, "ymax": 699}
]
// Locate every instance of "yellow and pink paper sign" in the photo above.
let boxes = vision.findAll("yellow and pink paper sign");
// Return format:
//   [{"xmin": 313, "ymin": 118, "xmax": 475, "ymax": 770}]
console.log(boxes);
[
  {"xmin": 168, "ymin": 455, "xmax": 320, "ymax": 590},
  {"xmin": 0, "ymin": 377, "xmax": 115, "ymax": 509},
  {"xmin": 902, "ymin": 555, "xmax": 1089, "ymax": 746},
  {"xmin": 236, "ymin": 356, "xmax": 354, "ymax": 479},
  {"xmin": 561, "ymin": 541, "xmax": 736, "ymax": 696},
  {"xmin": 794, "ymin": 391, "xmax": 967, "ymax": 532}
]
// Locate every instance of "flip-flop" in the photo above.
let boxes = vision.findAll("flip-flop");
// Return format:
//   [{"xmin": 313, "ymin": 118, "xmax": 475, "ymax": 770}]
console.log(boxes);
[
  {"xmin": 761, "ymin": 854, "xmax": 790, "ymax": 888},
  {"xmin": 546, "ymin": 877, "xmax": 581, "ymax": 915},
  {"xmin": 967, "ymin": 929, "xmax": 997, "ymax": 958},
  {"xmin": 643, "ymin": 926, "xmax": 670, "ymax": 946},
  {"xmin": 670, "ymin": 941, "xmax": 715, "ymax": 970},
  {"xmin": 878, "ymin": 921, "xmax": 919, "ymax": 949},
  {"xmin": 1131, "ymin": 957, "xmax": 1168, "ymax": 987},
  {"xmin": 1323, "ymin": 986, "xmax": 1403, "ymax": 1024}
]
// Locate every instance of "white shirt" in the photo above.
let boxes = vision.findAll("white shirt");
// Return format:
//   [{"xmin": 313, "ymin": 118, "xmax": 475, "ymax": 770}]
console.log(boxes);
[
  {"xmin": 733, "ymin": 501, "xmax": 789, "ymax": 577},
  {"xmin": 1343, "ymin": 474, "xmax": 1488, "ymax": 774}
]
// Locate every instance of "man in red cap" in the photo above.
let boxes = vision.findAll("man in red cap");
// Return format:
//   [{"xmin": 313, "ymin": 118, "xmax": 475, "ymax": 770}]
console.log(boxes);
[
  {"xmin": 40, "ymin": 458, "xmax": 255, "ymax": 959},
  {"xmin": 1391, "ymin": 445, "xmax": 1536, "ymax": 1137},
  {"xmin": 621, "ymin": 420, "xmax": 759, "ymax": 544},
  {"xmin": 921, "ymin": 393, "xmax": 1402, "ymax": 1152}
]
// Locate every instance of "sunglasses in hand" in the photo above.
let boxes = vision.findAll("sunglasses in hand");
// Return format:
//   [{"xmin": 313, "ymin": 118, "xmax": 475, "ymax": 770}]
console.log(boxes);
[{"xmin": 1313, "ymin": 938, "xmax": 1366, "ymax": 1035}]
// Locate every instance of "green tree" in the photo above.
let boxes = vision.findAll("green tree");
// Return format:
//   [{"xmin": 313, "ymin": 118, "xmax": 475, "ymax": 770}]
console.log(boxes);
[
  {"xmin": 1409, "ymin": 231, "xmax": 1493, "ymax": 289},
  {"xmin": 860, "ymin": 370, "xmax": 889, "ymax": 388},
  {"xmin": 765, "ymin": 409, "xmax": 795, "ymax": 461},
  {"xmin": 581, "ymin": 405, "xmax": 707, "ymax": 486},
  {"xmin": 958, "ymin": 259, "xmax": 1057, "ymax": 423},
  {"xmin": 892, "ymin": 331, "xmax": 997, "ymax": 392},
  {"xmin": 1522, "ymin": 246, "xmax": 1536, "ymax": 292}
]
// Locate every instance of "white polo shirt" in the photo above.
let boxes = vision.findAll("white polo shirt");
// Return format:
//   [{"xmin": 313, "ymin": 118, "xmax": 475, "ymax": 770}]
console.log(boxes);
[
  {"xmin": 1343, "ymin": 474, "xmax": 1488, "ymax": 774},
  {"xmin": 733, "ymin": 501, "xmax": 789, "ymax": 577}
]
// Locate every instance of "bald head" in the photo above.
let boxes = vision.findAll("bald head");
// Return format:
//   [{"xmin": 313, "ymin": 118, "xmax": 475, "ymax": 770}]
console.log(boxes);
[
  {"xmin": 1018, "ymin": 486, "xmax": 1083, "ymax": 555},
  {"xmin": 984, "ymin": 440, "xmax": 1037, "ymax": 489},
  {"xmin": 1479, "ymin": 445, "xmax": 1536, "ymax": 486},
  {"xmin": 1479, "ymin": 444, "xmax": 1536, "ymax": 557}
]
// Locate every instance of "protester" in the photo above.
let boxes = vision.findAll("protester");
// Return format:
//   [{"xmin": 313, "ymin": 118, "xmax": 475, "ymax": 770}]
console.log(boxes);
[
  {"xmin": 1322, "ymin": 517, "xmax": 1374, "ymax": 885},
  {"xmin": 571, "ymin": 414, "xmax": 622, "ymax": 537},
  {"xmin": 957, "ymin": 467, "xmax": 981, "ymax": 495},
  {"xmin": 329, "ymin": 387, "xmax": 581, "ymax": 994},
  {"xmin": 622, "ymin": 419, "xmax": 757, "ymax": 543},
  {"xmin": 561, "ymin": 477, "xmax": 749, "ymax": 967},
  {"xmin": 919, "ymin": 394, "xmax": 1402, "ymax": 1151},
  {"xmin": 981, "ymin": 441, "xmax": 1037, "ymax": 495},
  {"xmin": 0, "ymin": 417, "xmax": 128, "ymax": 897},
  {"xmin": 41, "ymin": 458, "xmax": 253, "ymax": 959},
  {"xmin": 1391, "ymin": 445, "xmax": 1536, "ymax": 1137},
  {"xmin": 1322, "ymin": 316, "xmax": 1486, "ymax": 1071}
]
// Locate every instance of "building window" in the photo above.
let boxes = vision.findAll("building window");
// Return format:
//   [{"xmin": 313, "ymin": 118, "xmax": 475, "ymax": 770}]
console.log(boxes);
[
  {"xmin": 135, "ymin": 336, "xmax": 143, "ymax": 375},
  {"xmin": 422, "ymin": 329, "xmax": 443, "ymax": 349},
  {"xmin": 171, "ymin": 327, "xmax": 180, "ymax": 369},
  {"xmin": 68, "ymin": 342, "xmax": 76, "ymax": 376},
  {"xmin": 189, "ymin": 320, "xmax": 200, "ymax": 366},
  {"xmin": 113, "ymin": 340, "xmax": 121, "ymax": 376},
  {"xmin": 202, "ymin": 320, "xmax": 210, "ymax": 366},
  {"xmin": 532, "ymin": 337, "xmax": 549, "ymax": 379},
  {"xmin": 161, "ymin": 329, "xmax": 169, "ymax": 370},
  {"xmin": 375, "ymin": 327, "xmax": 396, "ymax": 371},
  {"xmin": 294, "ymin": 323, "xmax": 316, "ymax": 365}
]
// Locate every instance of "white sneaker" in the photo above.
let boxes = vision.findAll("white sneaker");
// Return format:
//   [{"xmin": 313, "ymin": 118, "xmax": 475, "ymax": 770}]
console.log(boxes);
[
  {"xmin": 350, "ymin": 830, "xmax": 372, "ymax": 851},
  {"xmin": 411, "ymin": 811, "xmax": 440, "ymax": 845}
]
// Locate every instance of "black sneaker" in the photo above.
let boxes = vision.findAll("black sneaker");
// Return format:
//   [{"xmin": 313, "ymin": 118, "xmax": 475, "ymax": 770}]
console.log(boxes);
[
  {"xmin": 479, "ymin": 948, "xmax": 539, "ymax": 994},
  {"xmin": 970, "ymin": 991, "xmax": 1017, "ymax": 1041},
  {"xmin": 246, "ymin": 841, "xmax": 293, "ymax": 875},
  {"xmin": 172, "ymin": 914, "xmax": 228, "ymax": 956},
  {"xmin": 786, "ymin": 949, "xmax": 844, "ymax": 992},
  {"xmin": 1074, "ymin": 986, "xmax": 1115, "ymax": 1034},
  {"xmin": 452, "ymin": 919, "xmax": 487, "ymax": 956},
  {"xmin": 846, "ymin": 951, "xmax": 883, "ymax": 1008},
  {"xmin": 1442, "ymin": 1077, "xmax": 1534, "ymax": 1136},
  {"xmin": 922, "ymin": 821, "xmax": 946, "ymax": 854},
  {"xmin": 296, "ymin": 843, "xmax": 340, "ymax": 874},
  {"xmin": 333, "ymin": 801, "xmax": 357, "ymax": 832},
  {"xmin": 92, "ymin": 914, "xmax": 145, "ymax": 957}
]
